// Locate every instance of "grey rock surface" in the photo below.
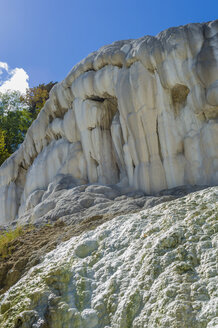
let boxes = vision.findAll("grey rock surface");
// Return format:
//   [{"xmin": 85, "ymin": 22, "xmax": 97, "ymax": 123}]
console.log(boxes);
[
  {"xmin": 14, "ymin": 176, "xmax": 208, "ymax": 228},
  {"xmin": 0, "ymin": 186, "xmax": 217, "ymax": 328}
]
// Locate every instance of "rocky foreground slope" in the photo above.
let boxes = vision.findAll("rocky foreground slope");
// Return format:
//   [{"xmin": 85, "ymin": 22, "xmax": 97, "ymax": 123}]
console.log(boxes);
[
  {"xmin": 0, "ymin": 20, "xmax": 218, "ymax": 224},
  {"xmin": 0, "ymin": 186, "xmax": 217, "ymax": 328}
]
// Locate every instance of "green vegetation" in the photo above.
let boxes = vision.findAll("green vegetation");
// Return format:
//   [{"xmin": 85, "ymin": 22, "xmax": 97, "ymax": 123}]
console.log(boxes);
[
  {"xmin": 0, "ymin": 82, "xmax": 57, "ymax": 165},
  {"xmin": 0, "ymin": 225, "xmax": 33, "ymax": 258},
  {"xmin": 22, "ymin": 81, "xmax": 56, "ymax": 120},
  {"xmin": 0, "ymin": 91, "xmax": 32, "ymax": 157},
  {"xmin": 0, "ymin": 128, "xmax": 10, "ymax": 164},
  {"xmin": 0, "ymin": 226, "xmax": 24, "ymax": 258}
]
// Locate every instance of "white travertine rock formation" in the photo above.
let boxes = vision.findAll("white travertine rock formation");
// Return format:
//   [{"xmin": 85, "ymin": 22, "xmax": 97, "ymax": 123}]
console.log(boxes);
[
  {"xmin": 0, "ymin": 187, "xmax": 217, "ymax": 328},
  {"xmin": 0, "ymin": 20, "xmax": 218, "ymax": 224}
]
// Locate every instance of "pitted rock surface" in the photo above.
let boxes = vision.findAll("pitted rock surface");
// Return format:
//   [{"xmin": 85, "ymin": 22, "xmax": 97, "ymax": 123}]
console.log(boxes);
[{"xmin": 0, "ymin": 187, "xmax": 217, "ymax": 328}]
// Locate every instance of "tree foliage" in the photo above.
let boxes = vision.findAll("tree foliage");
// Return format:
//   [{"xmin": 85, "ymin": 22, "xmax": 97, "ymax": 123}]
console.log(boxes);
[
  {"xmin": 23, "ymin": 81, "xmax": 57, "ymax": 119},
  {"xmin": 0, "ymin": 129, "xmax": 10, "ymax": 165},
  {"xmin": 0, "ymin": 81, "xmax": 57, "ymax": 165}
]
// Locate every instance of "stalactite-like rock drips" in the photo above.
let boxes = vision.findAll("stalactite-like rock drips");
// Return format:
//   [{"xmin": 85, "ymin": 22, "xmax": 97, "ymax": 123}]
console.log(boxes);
[{"xmin": 0, "ymin": 20, "xmax": 218, "ymax": 224}]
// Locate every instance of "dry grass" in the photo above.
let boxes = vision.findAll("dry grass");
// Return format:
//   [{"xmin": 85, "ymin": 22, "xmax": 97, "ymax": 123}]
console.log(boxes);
[{"xmin": 0, "ymin": 226, "xmax": 32, "ymax": 258}]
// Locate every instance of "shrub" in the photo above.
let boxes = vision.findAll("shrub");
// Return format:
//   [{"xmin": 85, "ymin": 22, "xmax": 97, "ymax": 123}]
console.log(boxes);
[{"xmin": 0, "ymin": 226, "xmax": 24, "ymax": 258}]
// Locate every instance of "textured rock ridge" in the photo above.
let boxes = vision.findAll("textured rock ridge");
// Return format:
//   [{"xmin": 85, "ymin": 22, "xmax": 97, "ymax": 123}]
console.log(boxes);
[
  {"xmin": 0, "ymin": 20, "xmax": 218, "ymax": 224},
  {"xmin": 0, "ymin": 187, "xmax": 217, "ymax": 327}
]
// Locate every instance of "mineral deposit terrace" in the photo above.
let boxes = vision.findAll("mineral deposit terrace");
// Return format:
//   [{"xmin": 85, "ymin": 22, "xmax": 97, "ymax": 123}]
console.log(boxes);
[{"xmin": 0, "ymin": 20, "xmax": 217, "ymax": 224}]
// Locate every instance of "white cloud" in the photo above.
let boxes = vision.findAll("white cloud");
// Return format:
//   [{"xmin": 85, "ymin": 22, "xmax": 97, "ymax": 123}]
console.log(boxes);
[
  {"xmin": 0, "ymin": 62, "xmax": 9, "ymax": 73},
  {"xmin": 0, "ymin": 61, "xmax": 29, "ymax": 94}
]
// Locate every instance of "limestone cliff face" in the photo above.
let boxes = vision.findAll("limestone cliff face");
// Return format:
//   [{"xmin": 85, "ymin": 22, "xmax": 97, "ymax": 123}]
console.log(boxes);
[{"xmin": 0, "ymin": 20, "xmax": 218, "ymax": 224}]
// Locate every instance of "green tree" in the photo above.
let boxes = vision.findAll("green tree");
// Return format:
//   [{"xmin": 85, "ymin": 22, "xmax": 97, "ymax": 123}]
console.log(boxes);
[
  {"xmin": 23, "ymin": 81, "xmax": 57, "ymax": 119},
  {"xmin": 0, "ymin": 91, "xmax": 32, "ymax": 154},
  {"xmin": 0, "ymin": 82, "xmax": 57, "ymax": 166},
  {"xmin": 0, "ymin": 129, "xmax": 10, "ymax": 165}
]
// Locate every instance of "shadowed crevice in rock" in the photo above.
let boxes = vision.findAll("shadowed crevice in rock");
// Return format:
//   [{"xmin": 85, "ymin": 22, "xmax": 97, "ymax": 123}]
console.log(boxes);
[{"xmin": 171, "ymin": 84, "xmax": 190, "ymax": 115}]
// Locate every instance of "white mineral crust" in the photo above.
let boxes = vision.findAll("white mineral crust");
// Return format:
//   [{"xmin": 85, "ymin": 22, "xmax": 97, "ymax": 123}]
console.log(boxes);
[
  {"xmin": 0, "ymin": 187, "xmax": 217, "ymax": 327},
  {"xmin": 0, "ymin": 21, "xmax": 218, "ymax": 224}
]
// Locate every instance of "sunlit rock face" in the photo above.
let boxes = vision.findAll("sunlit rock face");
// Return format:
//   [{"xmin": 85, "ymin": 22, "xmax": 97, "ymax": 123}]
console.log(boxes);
[
  {"xmin": 0, "ymin": 187, "xmax": 217, "ymax": 328},
  {"xmin": 0, "ymin": 20, "xmax": 218, "ymax": 224}
]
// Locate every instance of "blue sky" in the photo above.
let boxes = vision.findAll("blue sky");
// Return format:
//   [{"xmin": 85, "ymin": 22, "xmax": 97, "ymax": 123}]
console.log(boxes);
[{"xmin": 0, "ymin": 0, "xmax": 217, "ymax": 91}]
